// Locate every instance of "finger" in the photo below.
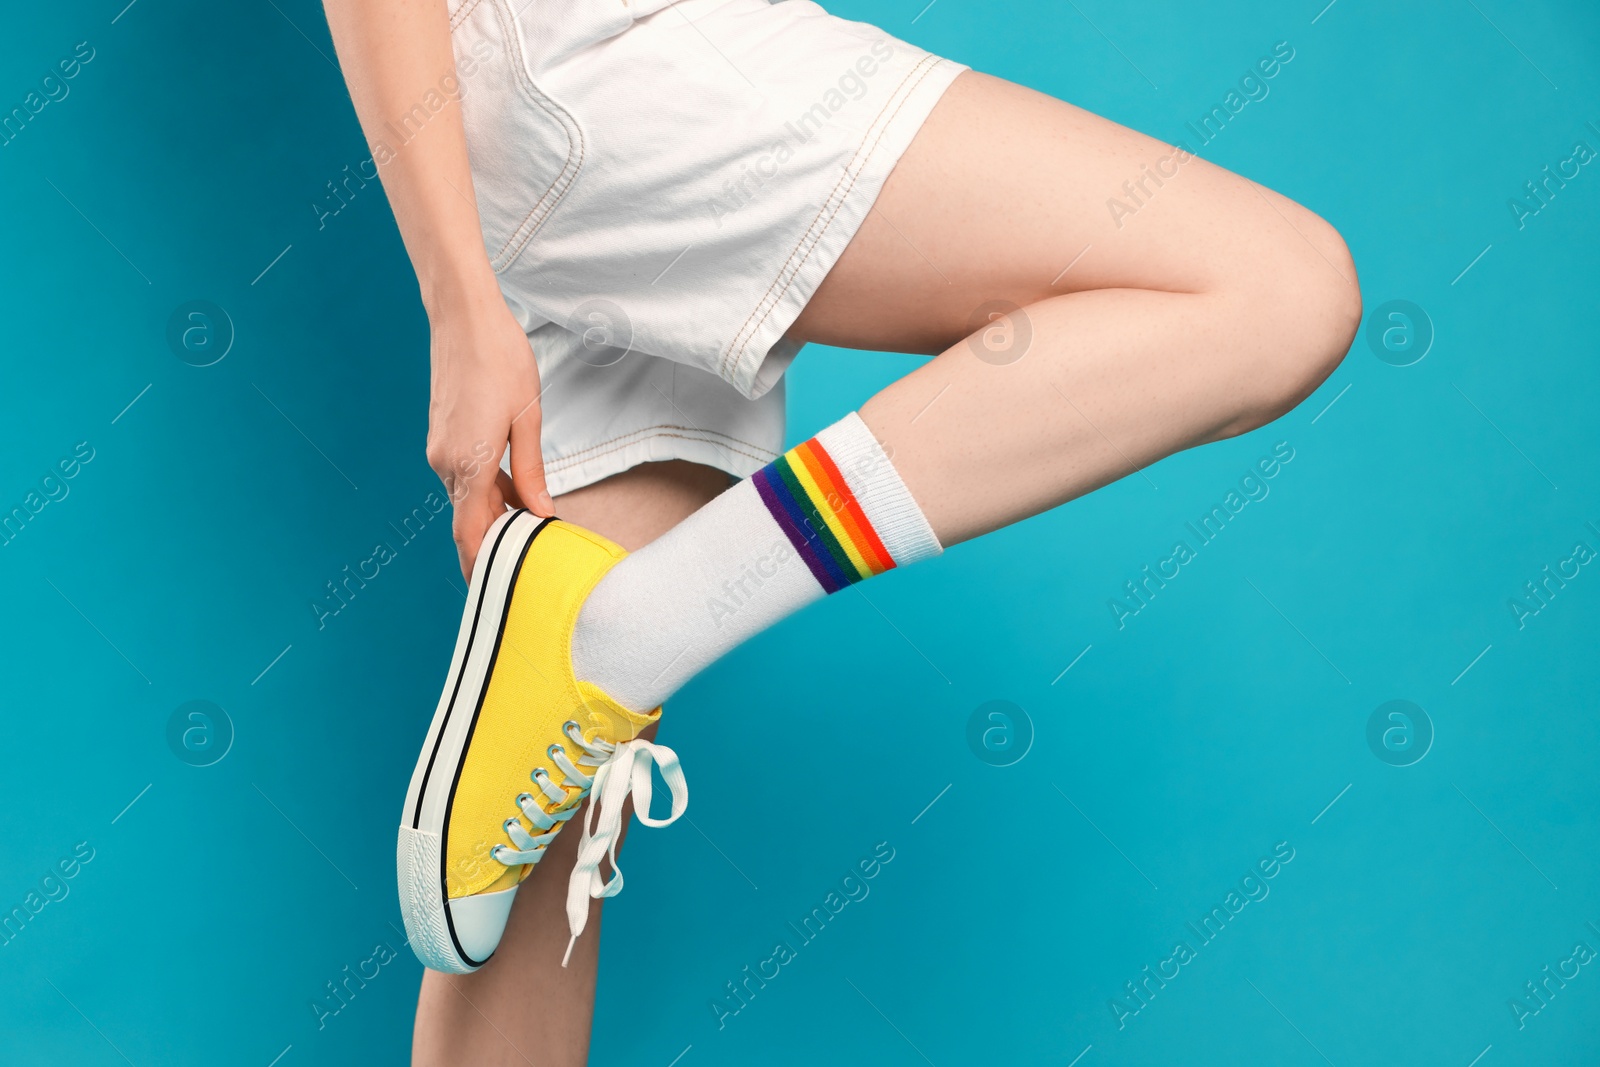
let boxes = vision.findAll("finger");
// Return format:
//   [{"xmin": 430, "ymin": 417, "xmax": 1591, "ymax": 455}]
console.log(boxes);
[
  {"xmin": 509, "ymin": 401, "xmax": 554, "ymax": 518},
  {"xmin": 460, "ymin": 465, "xmax": 526, "ymax": 579},
  {"xmin": 451, "ymin": 467, "xmax": 502, "ymax": 581},
  {"xmin": 453, "ymin": 503, "xmax": 493, "ymax": 580},
  {"xmin": 495, "ymin": 468, "xmax": 525, "ymax": 510}
]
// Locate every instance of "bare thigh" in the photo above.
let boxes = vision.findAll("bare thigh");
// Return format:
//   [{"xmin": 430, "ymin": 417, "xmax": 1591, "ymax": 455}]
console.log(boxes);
[{"xmin": 788, "ymin": 70, "xmax": 1354, "ymax": 353}]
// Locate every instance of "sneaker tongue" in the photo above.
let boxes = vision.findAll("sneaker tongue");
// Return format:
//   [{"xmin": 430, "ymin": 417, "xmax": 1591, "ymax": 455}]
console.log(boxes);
[{"xmin": 573, "ymin": 681, "xmax": 660, "ymax": 741}]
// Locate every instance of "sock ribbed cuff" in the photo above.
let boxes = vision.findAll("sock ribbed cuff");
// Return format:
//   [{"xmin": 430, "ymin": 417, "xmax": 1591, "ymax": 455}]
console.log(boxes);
[
  {"xmin": 811, "ymin": 412, "xmax": 942, "ymax": 567},
  {"xmin": 749, "ymin": 411, "xmax": 941, "ymax": 593}
]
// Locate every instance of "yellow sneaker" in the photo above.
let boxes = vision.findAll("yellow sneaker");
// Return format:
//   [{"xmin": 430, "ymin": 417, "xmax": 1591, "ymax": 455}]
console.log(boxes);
[{"xmin": 398, "ymin": 511, "xmax": 688, "ymax": 974}]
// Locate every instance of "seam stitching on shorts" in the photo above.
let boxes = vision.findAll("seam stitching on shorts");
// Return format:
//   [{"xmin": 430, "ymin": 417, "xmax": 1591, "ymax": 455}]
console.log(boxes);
[
  {"xmin": 547, "ymin": 425, "xmax": 777, "ymax": 467},
  {"xmin": 484, "ymin": 0, "xmax": 587, "ymax": 273},
  {"xmin": 546, "ymin": 425, "xmax": 777, "ymax": 470},
  {"xmin": 720, "ymin": 52, "xmax": 941, "ymax": 377},
  {"xmin": 449, "ymin": 0, "xmax": 484, "ymax": 28},
  {"xmin": 718, "ymin": 52, "xmax": 945, "ymax": 381}
]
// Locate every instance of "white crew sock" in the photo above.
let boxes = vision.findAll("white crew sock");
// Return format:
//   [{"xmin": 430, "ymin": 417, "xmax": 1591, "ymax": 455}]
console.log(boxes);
[{"xmin": 570, "ymin": 412, "xmax": 942, "ymax": 711}]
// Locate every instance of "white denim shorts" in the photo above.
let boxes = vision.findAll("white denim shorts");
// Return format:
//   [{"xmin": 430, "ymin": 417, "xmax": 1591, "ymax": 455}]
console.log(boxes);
[{"xmin": 448, "ymin": 0, "xmax": 965, "ymax": 494}]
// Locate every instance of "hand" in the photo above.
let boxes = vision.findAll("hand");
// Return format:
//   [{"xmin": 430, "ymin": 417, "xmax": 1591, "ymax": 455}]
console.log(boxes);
[{"xmin": 425, "ymin": 278, "xmax": 554, "ymax": 580}]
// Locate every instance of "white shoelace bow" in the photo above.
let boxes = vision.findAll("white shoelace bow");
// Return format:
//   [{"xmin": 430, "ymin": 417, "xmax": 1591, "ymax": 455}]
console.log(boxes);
[
  {"xmin": 489, "ymin": 722, "xmax": 688, "ymax": 968},
  {"xmin": 561, "ymin": 738, "xmax": 687, "ymax": 965}
]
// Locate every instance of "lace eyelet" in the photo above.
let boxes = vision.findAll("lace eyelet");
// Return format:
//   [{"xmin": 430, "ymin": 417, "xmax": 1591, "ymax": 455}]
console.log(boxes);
[
  {"xmin": 549, "ymin": 742, "xmax": 565, "ymax": 760},
  {"xmin": 516, "ymin": 792, "xmax": 536, "ymax": 807}
]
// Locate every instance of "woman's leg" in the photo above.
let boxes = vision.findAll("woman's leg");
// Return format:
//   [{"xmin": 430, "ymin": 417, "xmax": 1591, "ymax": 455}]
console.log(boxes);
[
  {"xmin": 789, "ymin": 71, "xmax": 1361, "ymax": 544},
  {"xmin": 415, "ymin": 66, "xmax": 1361, "ymax": 1062},
  {"xmin": 411, "ymin": 460, "xmax": 730, "ymax": 1067}
]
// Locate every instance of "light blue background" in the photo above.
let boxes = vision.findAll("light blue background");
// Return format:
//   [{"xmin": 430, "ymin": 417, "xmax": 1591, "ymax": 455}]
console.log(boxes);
[{"xmin": 2, "ymin": 1, "xmax": 1597, "ymax": 1064}]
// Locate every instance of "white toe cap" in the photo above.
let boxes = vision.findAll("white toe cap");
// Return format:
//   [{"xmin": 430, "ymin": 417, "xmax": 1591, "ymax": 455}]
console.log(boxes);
[{"xmin": 447, "ymin": 885, "xmax": 519, "ymax": 964}]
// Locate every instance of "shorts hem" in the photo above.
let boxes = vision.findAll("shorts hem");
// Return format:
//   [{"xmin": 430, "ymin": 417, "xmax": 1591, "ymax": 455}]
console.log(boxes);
[{"xmin": 543, "ymin": 424, "xmax": 779, "ymax": 497}]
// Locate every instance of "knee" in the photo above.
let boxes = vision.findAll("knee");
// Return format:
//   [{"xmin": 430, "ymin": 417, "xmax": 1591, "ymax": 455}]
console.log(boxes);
[{"xmin": 1226, "ymin": 216, "xmax": 1361, "ymax": 434}]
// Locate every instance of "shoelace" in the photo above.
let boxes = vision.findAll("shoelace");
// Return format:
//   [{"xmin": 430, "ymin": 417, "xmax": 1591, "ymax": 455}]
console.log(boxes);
[{"xmin": 489, "ymin": 721, "xmax": 688, "ymax": 967}]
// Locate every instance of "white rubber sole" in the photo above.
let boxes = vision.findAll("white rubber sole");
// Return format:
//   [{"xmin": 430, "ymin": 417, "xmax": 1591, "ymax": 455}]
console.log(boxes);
[{"xmin": 397, "ymin": 509, "xmax": 549, "ymax": 974}]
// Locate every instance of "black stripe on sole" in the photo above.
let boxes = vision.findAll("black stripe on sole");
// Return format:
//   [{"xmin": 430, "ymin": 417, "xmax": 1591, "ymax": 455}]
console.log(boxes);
[
  {"xmin": 438, "ymin": 515, "xmax": 549, "ymax": 968},
  {"xmin": 411, "ymin": 510, "xmax": 535, "ymax": 830}
]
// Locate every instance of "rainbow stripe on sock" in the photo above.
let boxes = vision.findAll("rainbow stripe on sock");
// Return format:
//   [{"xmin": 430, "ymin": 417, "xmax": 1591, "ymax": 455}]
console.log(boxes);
[{"xmin": 752, "ymin": 437, "xmax": 897, "ymax": 594}]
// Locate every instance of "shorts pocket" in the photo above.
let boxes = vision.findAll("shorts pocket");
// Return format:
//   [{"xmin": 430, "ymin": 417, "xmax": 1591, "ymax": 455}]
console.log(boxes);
[{"xmin": 450, "ymin": 0, "xmax": 587, "ymax": 275}]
